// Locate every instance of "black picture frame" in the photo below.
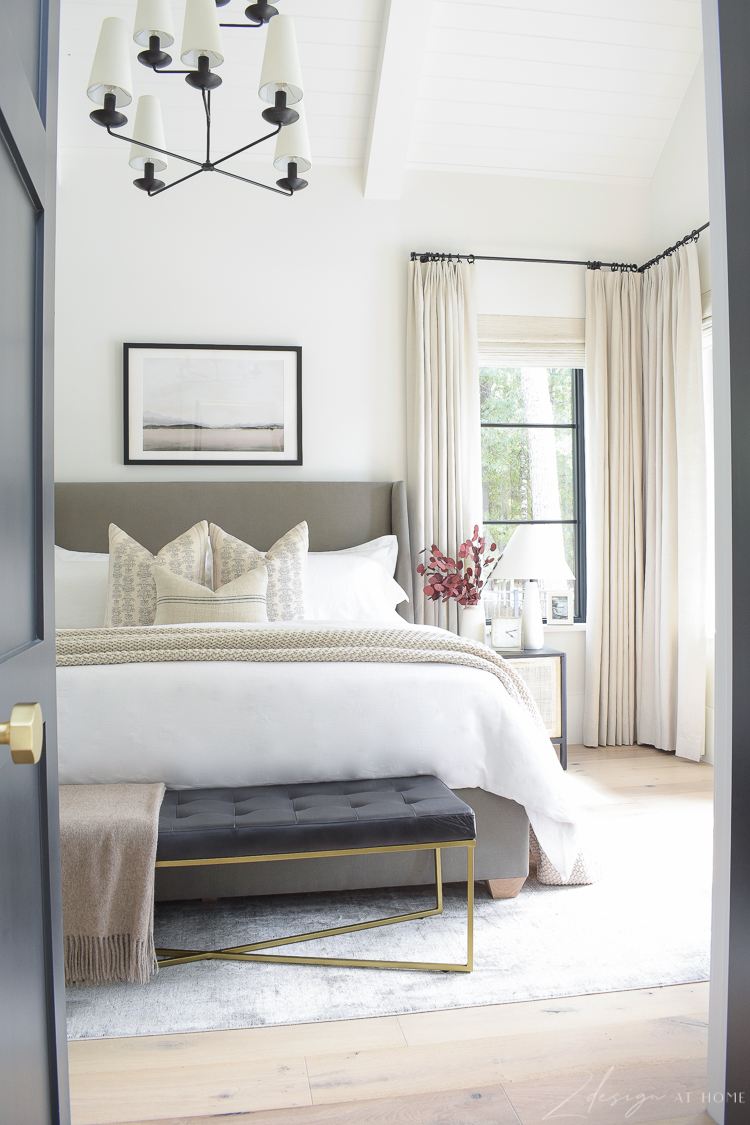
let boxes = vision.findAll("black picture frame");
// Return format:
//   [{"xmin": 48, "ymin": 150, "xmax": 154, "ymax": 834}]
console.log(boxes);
[{"xmin": 123, "ymin": 343, "xmax": 303, "ymax": 466}]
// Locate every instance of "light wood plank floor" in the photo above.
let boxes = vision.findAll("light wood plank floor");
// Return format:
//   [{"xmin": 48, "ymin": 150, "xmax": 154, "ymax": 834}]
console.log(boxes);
[{"xmin": 68, "ymin": 745, "xmax": 714, "ymax": 1125}]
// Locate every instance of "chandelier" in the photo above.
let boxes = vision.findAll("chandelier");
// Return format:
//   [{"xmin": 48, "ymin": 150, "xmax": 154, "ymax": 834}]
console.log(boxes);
[{"xmin": 86, "ymin": 0, "xmax": 310, "ymax": 197}]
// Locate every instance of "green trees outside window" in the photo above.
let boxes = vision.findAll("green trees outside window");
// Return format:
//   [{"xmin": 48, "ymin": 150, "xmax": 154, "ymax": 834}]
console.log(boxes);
[{"xmin": 481, "ymin": 366, "xmax": 585, "ymax": 621}]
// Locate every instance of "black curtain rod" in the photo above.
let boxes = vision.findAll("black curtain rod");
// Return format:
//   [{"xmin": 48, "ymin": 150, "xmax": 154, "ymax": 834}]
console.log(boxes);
[{"xmin": 410, "ymin": 221, "xmax": 710, "ymax": 275}]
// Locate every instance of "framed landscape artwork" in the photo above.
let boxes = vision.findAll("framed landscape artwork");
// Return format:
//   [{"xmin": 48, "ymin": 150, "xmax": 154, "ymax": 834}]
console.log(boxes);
[{"xmin": 124, "ymin": 343, "xmax": 302, "ymax": 465}]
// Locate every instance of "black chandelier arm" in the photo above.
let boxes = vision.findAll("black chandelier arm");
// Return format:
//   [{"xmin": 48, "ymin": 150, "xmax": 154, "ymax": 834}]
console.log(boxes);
[
  {"xmin": 147, "ymin": 65, "xmax": 192, "ymax": 74},
  {"xmin": 105, "ymin": 126, "xmax": 204, "ymax": 168},
  {"xmin": 148, "ymin": 167, "xmax": 205, "ymax": 196},
  {"xmin": 212, "ymin": 124, "xmax": 281, "ymax": 168},
  {"xmin": 213, "ymin": 165, "xmax": 291, "ymax": 196},
  {"xmin": 220, "ymin": 21, "xmax": 262, "ymax": 27}
]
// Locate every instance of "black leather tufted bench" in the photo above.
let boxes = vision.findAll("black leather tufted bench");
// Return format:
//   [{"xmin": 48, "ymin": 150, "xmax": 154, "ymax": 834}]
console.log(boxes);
[{"xmin": 155, "ymin": 776, "xmax": 476, "ymax": 973}]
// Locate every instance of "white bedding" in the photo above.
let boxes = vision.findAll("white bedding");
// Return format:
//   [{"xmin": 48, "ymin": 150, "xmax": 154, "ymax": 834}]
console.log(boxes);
[{"xmin": 56, "ymin": 621, "xmax": 584, "ymax": 879}]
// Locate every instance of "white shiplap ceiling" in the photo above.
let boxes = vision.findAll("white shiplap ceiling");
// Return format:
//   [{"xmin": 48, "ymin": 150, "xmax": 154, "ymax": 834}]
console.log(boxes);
[
  {"xmin": 58, "ymin": 0, "xmax": 703, "ymax": 196},
  {"xmin": 411, "ymin": 0, "xmax": 703, "ymax": 184}
]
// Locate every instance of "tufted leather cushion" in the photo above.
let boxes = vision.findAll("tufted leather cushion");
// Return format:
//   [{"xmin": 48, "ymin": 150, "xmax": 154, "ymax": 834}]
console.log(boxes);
[{"xmin": 157, "ymin": 776, "xmax": 475, "ymax": 862}]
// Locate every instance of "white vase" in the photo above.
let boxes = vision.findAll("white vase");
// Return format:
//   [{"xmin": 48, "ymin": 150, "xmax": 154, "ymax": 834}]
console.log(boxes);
[{"xmin": 459, "ymin": 604, "xmax": 487, "ymax": 644}]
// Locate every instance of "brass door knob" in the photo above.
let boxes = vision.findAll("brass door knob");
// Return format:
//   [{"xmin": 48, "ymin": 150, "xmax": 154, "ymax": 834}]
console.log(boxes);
[{"xmin": 0, "ymin": 703, "xmax": 43, "ymax": 764}]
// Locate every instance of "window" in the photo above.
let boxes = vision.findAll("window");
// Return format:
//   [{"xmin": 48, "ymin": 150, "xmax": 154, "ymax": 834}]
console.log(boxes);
[{"xmin": 480, "ymin": 367, "xmax": 586, "ymax": 622}]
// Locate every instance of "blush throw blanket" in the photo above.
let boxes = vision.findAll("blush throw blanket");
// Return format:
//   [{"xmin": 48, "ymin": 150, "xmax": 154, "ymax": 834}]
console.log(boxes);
[{"xmin": 60, "ymin": 782, "xmax": 165, "ymax": 985}]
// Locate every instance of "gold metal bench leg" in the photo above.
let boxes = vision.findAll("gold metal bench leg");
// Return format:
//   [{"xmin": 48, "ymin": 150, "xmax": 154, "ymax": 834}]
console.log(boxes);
[
  {"xmin": 467, "ymin": 841, "xmax": 474, "ymax": 971},
  {"xmin": 156, "ymin": 842, "xmax": 474, "ymax": 972}
]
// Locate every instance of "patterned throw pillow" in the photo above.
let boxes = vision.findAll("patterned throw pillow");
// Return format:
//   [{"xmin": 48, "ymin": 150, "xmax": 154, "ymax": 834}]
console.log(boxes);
[
  {"xmin": 105, "ymin": 522, "xmax": 209, "ymax": 627},
  {"xmin": 153, "ymin": 566, "xmax": 268, "ymax": 625},
  {"xmin": 209, "ymin": 521, "xmax": 308, "ymax": 621}
]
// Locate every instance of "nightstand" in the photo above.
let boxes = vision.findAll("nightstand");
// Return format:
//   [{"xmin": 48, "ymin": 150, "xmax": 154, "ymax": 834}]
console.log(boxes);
[{"xmin": 495, "ymin": 647, "xmax": 567, "ymax": 769}]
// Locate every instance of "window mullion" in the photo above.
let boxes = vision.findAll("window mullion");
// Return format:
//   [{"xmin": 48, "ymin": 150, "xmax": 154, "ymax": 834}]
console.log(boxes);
[{"xmin": 480, "ymin": 365, "xmax": 585, "ymax": 622}]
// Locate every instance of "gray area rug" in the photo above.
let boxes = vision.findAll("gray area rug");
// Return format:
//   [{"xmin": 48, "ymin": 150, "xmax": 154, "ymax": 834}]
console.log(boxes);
[{"xmin": 66, "ymin": 791, "xmax": 711, "ymax": 1039}]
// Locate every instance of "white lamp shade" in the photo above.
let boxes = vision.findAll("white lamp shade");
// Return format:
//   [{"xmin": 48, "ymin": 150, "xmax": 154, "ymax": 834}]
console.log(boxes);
[
  {"xmin": 129, "ymin": 96, "xmax": 168, "ymax": 171},
  {"xmin": 180, "ymin": 0, "xmax": 224, "ymax": 68},
  {"xmin": 259, "ymin": 15, "xmax": 303, "ymax": 105},
  {"xmin": 134, "ymin": 0, "xmax": 175, "ymax": 48},
  {"xmin": 492, "ymin": 523, "xmax": 575, "ymax": 582},
  {"xmin": 273, "ymin": 104, "xmax": 311, "ymax": 173},
  {"xmin": 87, "ymin": 17, "xmax": 133, "ymax": 107}
]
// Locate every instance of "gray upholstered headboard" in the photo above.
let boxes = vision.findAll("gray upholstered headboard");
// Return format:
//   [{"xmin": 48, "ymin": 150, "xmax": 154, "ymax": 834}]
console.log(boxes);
[{"xmin": 54, "ymin": 481, "xmax": 414, "ymax": 621}]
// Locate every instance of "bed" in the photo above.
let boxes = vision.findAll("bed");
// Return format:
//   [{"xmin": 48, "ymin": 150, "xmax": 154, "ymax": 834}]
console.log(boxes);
[{"xmin": 54, "ymin": 481, "xmax": 580, "ymax": 898}]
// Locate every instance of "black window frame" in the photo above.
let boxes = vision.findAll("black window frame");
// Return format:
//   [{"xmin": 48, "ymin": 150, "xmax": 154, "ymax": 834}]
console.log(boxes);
[{"xmin": 481, "ymin": 366, "xmax": 587, "ymax": 623}]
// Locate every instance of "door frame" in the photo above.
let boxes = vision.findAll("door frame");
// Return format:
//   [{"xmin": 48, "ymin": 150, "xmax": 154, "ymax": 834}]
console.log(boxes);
[{"xmin": 703, "ymin": 1, "xmax": 750, "ymax": 1119}]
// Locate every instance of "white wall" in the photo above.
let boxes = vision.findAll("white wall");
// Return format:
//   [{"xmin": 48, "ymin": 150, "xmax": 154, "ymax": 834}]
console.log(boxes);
[
  {"xmin": 54, "ymin": 154, "xmax": 648, "ymax": 484},
  {"xmin": 542, "ymin": 625, "xmax": 586, "ymax": 748},
  {"xmin": 55, "ymin": 142, "xmax": 651, "ymax": 750},
  {"xmin": 649, "ymin": 59, "xmax": 711, "ymax": 290}
]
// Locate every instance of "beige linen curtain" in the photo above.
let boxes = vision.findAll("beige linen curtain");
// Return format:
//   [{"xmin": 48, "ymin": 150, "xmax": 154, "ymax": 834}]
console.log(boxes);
[
  {"xmin": 584, "ymin": 245, "xmax": 707, "ymax": 758},
  {"xmin": 407, "ymin": 260, "xmax": 482, "ymax": 633},
  {"xmin": 639, "ymin": 244, "xmax": 706, "ymax": 760},
  {"xmin": 583, "ymin": 269, "xmax": 644, "ymax": 747}
]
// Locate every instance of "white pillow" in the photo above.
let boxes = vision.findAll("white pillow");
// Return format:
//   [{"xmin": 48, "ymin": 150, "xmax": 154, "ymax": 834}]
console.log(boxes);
[
  {"xmin": 54, "ymin": 546, "xmax": 110, "ymax": 629},
  {"xmin": 306, "ymin": 553, "xmax": 408, "ymax": 622},
  {"xmin": 322, "ymin": 535, "xmax": 399, "ymax": 578}
]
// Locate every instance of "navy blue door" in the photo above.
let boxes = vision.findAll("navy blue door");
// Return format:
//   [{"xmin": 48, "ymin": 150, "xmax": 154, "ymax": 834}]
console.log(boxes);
[{"xmin": 0, "ymin": 0, "xmax": 68, "ymax": 1121}]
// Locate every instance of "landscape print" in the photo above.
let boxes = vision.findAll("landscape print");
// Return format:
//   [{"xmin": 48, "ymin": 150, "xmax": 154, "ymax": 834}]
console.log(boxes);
[{"xmin": 141, "ymin": 352, "xmax": 285, "ymax": 453}]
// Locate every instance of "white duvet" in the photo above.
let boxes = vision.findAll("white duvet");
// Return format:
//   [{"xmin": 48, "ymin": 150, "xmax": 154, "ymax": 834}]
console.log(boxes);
[{"xmin": 56, "ymin": 621, "xmax": 585, "ymax": 879}]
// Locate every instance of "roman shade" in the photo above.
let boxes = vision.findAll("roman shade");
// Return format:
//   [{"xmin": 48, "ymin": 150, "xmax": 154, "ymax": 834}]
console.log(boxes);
[{"xmin": 477, "ymin": 314, "xmax": 585, "ymax": 366}]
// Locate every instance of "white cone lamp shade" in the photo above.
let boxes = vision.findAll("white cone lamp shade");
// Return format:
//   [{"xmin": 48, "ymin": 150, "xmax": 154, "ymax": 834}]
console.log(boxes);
[
  {"xmin": 493, "ymin": 524, "xmax": 574, "ymax": 650},
  {"xmin": 87, "ymin": 17, "xmax": 133, "ymax": 107},
  {"xmin": 180, "ymin": 0, "xmax": 224, "ymax": 68},
  {"xmin": 273, "ymin": 104, "xmax": 311, "ymax": 173},
  {"xmin": 129, "ymin": 96, "xmax": 168, "ymax": 171},
  {"xmin": 259, "ymin": 15, "xmax": 303, "ymax": 105},
  {"xmin": 492, "ymin": 524, "xmax": 575, "ymax": 584},
  {"xmin": 134, "ymin": 0, "xmax": 175, "ymax": 48}
]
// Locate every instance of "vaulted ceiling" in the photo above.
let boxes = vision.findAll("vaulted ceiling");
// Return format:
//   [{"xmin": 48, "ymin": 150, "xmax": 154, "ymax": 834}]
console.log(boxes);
[{"xmin": 60, "ymin": 0, "xmax": 703, "ymax": 198}]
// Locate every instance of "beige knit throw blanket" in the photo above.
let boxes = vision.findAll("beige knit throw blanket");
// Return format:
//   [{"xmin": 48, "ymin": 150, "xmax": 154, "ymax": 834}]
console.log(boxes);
[
  {"xmin": 56, "ymin": 624, "xmax": 542, "ymax": 722},
  {"xmin": 60, "ymin": 782, "xmax": 165, "ymax": 985}
]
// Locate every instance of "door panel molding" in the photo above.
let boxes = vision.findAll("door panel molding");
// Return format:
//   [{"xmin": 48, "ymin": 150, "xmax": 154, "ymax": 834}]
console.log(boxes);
[{"xmin": 0, "ymin": 2, "xmax": 47, "ymax": 205}]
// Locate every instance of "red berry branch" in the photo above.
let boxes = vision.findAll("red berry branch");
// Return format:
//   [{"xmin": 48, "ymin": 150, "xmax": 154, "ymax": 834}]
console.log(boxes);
[{"xmin": 417, "ymin": 526, "xmax": 499, "ymax": 607}]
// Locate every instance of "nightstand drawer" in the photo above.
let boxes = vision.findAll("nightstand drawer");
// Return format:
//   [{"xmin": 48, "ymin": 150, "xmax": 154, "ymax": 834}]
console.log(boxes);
[
  {"xmin": 497, "ymin": 647, "xmax": 567, "ymax": 767},
  {"xmin": 506, "ymin": 656, "xmax": 562, "ymax": 739}
]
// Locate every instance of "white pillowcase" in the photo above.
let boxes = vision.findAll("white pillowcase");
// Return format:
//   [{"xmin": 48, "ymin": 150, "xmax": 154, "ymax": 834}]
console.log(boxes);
[
  {"xmin": 306, "ymin": 553, "xmax": 408, "ymax": 623},
  {"xmin": 54, "ymin": 546, "xmax": 109, "ymax": 629},
  {"xmin": 323, "ymin": 535, "xmax": 399, "ymax": 578}
]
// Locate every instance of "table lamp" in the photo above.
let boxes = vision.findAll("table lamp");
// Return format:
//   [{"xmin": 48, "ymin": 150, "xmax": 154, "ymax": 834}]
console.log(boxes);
[{"xmin": 492, "ymin": 524, "xmax": 575, "ymax": 650}]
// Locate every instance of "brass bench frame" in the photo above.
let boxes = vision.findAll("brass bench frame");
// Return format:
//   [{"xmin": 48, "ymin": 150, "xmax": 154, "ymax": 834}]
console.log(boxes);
[{"xmin": 155, "ymin": 838, "xmax": 475, "ymax": 972}]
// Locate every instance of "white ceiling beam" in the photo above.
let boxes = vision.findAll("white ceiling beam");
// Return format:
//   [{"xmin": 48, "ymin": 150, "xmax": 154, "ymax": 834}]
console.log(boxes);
[{"xmin": 363, "ymin": 0, "xmax": 433, "ymax": 200}]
